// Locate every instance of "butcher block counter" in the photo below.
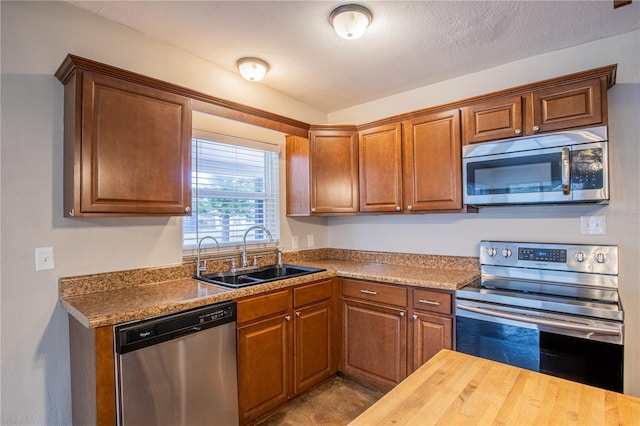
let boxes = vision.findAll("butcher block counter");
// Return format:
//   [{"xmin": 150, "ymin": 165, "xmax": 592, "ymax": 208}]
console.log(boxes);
[{"xmin": 350, "ymin": 349, "xmax": 640, "ymax": 426}]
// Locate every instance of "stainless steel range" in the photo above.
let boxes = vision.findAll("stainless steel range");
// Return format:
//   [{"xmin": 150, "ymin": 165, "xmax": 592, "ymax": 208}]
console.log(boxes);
[{"xmin": 456, "ymin": 241, "xmax": 624, "ymax": 392}]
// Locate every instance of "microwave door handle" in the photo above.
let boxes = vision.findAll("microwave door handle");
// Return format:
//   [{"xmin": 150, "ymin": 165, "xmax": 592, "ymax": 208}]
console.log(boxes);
[
  {"xmin": 561, "ymin": 147, "xmax": 571, "ymax": 195},
  {"xmin": 457, "ymin": 304, "xmax": 620, "ymax": 336}
]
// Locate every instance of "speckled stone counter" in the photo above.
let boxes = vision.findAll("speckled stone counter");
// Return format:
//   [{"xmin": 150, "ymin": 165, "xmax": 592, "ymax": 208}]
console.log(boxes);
[{"xmin": 60, "ymin": 249, "xmax": 479, "ymax": 328}]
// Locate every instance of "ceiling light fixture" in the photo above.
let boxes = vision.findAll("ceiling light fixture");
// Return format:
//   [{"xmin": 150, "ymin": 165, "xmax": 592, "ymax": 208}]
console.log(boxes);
[
  {"xmin": 329, "ymin": 4, "xmax": 372, "ymax": 40},
  {"xmin": 236, "ymin": 57, "xmax": 270, "ymax": 81}
]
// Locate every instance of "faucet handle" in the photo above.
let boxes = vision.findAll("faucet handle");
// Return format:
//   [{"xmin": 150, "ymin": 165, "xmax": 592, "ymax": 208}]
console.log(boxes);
[
  {"xmin": 225, "ymin": 258, "xmax": 237, "ymax": 272},
  {"xmin": 198, "ymin": 259, "xmax": 208, "ymax": 273},
  {"xmin": 252, "ymin": 255, "xmax": 263, "ymax": 266}
]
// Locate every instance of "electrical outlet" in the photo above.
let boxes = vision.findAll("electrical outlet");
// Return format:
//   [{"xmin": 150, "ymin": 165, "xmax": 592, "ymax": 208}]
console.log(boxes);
[
  {"xmin": 307, "ymin": 234, "xmax": 315, "ymax": 248},
  {"xmin": 291, "ymin": 235, "xmax": 299, "ymax": 250},
  {"xmin": 581, "ymin": 216, "xmax": 606, "ymax": 235},
  {"xmin": 35, "ymin": 247, "xmax": 55, "ymax": 271}
]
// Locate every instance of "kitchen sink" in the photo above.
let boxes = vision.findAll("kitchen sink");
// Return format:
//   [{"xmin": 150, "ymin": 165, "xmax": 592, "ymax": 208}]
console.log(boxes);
[{"xmin": 194, "ymin": 264, "xmax": 326, "ymax": 289}]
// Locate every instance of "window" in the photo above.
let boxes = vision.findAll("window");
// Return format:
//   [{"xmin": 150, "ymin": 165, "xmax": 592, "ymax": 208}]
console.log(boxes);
[{"xmin": 183, "ymin": 131, "xmax": 280, "ymax": 251}]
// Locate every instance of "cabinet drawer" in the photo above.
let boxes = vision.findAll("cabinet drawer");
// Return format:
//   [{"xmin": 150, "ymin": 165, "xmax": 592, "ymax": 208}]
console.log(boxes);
[
  {"xmin": 341, "ymin": 279, "xmax": 407, "ymax": 307},
  {"xmin": 294, "ymin": 279, "xmax": 334, "ymax": 308},
  {"xmin": 413, "ymin": 289, "xmax": 452, "ymax": 315},
  {"xmin": 236, "ymin": 289, "xmax": 290, "ymax": 324}
]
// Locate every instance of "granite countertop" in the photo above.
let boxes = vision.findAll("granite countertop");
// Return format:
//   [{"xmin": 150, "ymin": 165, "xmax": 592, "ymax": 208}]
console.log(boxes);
[
  {"xmin": 349, "ymin": 349, "xmax": 640, "ymax": 425},
  {"xmin": 60, "ymin": 250, "xmax": 479, "ymax": 329}
]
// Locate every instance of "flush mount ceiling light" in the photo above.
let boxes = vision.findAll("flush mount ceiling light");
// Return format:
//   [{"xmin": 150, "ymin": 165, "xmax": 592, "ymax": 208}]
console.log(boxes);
[
  {"xmin": 236, "ymin": 57, "xmax": 270, "ymax": 81},
  {"xmin": 329, "ymin": 4, "xmax": 372, "ymax": 40}
]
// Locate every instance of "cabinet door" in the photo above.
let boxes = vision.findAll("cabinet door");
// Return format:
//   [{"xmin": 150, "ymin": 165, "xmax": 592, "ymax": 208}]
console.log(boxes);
[
  {"xmin": 285, "ymin": 135, "xmax": 311, "ymax": 216},
  {"xmin": 411, "ymin": 311, "xmax": 452, "ymax": 374},
  {"xmin": 358, "ymin": 123, "xmax": 403, "ymax": 213},
  {"xmin": 403, "ymin": 110, "xmax": 463, "ymax": 211},
  {"xmin": 341, "ymin": 299, "xmax": 407, "ymax": 391},
  {"xmin": 237, "ymin": 314, "xmax": 291, "ymax": 424},
  {"xmin": 310, "ymin": 129, "xmax": 359, "ymax": 214},
  {"xmin": 461, "ymin": 95, "xmax": 524, "ymax": 144},
  {"xmin": 294, "ymin": 300, "xmax": 334, "ymax": 394},
  {"xmin": 74, "ymin": 71, "xmax": 192, "ymax": 216},
  {"xmin": 532, "ymin": 77, "xmax": 604, "ymax": 133}
]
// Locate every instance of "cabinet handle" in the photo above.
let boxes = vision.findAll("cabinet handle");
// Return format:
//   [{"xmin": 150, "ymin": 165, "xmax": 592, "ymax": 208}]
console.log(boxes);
[
  {"xmin": 295, "ymin": 311, "xmax": 301, "ymax": 317},
  {"xmin": 395, "ymin": 206, "xmax": 401, "ymax": 211},
  {"xmin": 360, "ymin": 289, "xmax": 378, "ymax": 295},
  {"xmin": 184, "ymin": 206, "xmax": 191, "ymax": 213},
  {"xmin": 533, "ymin": 125, "xmax": 540, "ymax": 132},
  {"xmin": 514, "ymin": 129, "xmax": 522, "ymax": 135},
  {"xmin": 407, "ymin": 205, "xmax": 413, "ymax": 211},
  {"xmin": 285, "ymin": 315, "xmax": 291, "ymax": 321},
  {"xmin": 399, "ymin": 312, "xmax": 405, "ymax": 317},
  {"xmin": 418, "ymin": 299, "xmax": 440, "ymax": 306},
  {"xmin": 412, "ymin": 314, "xmax": 418, "ymax": 320}
]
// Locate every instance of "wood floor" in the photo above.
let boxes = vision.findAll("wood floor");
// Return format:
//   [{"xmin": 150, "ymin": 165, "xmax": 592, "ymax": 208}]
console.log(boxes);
[{"xmin": 258, "ymin": 376, "xmax": 385, "ymax": 426}]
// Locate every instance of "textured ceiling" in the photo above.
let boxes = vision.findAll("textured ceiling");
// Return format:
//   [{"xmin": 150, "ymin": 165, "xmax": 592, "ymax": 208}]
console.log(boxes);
[{"xmin": 68, "ymin": 1, "xmax": 640, "ymax": 113}]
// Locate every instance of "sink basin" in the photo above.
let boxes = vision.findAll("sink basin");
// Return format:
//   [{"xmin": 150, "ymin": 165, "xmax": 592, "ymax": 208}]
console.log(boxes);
[{"xmin": 194, "ymin": 264, "xmax": 326, "ymax": 289}]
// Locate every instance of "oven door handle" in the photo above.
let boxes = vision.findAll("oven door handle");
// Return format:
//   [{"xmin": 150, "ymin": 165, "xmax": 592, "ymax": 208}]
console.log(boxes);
[{"xmin": 457, "ymin": 304, "xmax": 620, "ymax": 336}]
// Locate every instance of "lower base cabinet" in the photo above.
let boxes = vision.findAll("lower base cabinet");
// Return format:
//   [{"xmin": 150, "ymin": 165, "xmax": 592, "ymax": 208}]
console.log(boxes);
[
  {"xmin": 340, "ymin": 278, "xmax": 454, "ymax": 390},
  {"xmin": 236, "ymin": 279, "xmax": 337, "ymax": 425}
]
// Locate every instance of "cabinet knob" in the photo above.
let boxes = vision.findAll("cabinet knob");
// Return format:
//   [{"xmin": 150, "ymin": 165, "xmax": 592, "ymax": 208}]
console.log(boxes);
[
  {"xmin": 407, "ymin": 205, "xmax": 413, "ymax": 211},
  {"xmin": 533, "ymin": 125, "xmax": 540, "ymax": 132},
  {"xmin": 514, "ymin": 129, "xmax": 522, "ymax": 135},
  {"xmin": 412, "ymin": 314, "xmax": 418, "ymax": 321},
  {"xmin": 295, "ymin": 311, "xmax": 301, "ymax": 317},
  {"xmin": 399, "ymin": 312, "xmax": 405, "ymax": 317},
  {"xmin": 184, "ymin": 206, "xmax": 191, "ymax": 213},
  {"xmin": 285, "ymin": 315, "xmax": 291, "ymax": 321},
  {"xmin": 311, "ymin": 208, "xmax": 316, "ymax": 213},
  {"xmin": 395, "ymin": 206, "xmax": 401, "ymax": 211}
]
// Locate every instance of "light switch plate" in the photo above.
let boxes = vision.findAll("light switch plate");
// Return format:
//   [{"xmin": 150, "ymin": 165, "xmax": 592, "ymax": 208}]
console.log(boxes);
[
  {"xmin": 581, "ymin": 216, "xmax": 606, "ymax": 235},
  {"xmin": 291, "ymin": 235, "xmax": 299, "ymax": 250},
  {"xmin": 307, "ymin": 234, "xmax": 315, "ymax": 248},
  {"xmin": 35, "ymin": 247, "xmax": 55, "ymax": 271}
]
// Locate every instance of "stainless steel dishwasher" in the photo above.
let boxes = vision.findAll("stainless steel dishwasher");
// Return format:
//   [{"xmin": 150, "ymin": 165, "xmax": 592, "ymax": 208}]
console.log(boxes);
[{"xmin": 114, "ymin": 301, "xmax": 238, "ymax": 426}]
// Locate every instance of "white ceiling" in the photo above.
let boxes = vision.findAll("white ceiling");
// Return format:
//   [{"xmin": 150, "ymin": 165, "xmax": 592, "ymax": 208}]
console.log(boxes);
[{"xmin": 68, "ymin": 1, "xmax": 640, "ymax": 113}]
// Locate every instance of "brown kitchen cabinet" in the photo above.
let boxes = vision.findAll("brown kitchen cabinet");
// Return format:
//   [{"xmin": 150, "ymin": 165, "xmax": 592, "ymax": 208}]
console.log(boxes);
[
  {"xmin": 56, "ymin": 55, "xmax": 192, "ymax": 217},
  {"xmin": 462, "ymin": 76, "xmax": 608, "ymax": 145},
  {"xmin": 236, "ymin": 279, "xmax": 337, "ymax": 424},
  {"xmin": 409, "ymin": 288, "xmax": 453, "ymax": 373},
  {"xmin": 340, "ymin": 279, "xmax": 455, "ymax": 389},
  {"xmin": 309, "ymin": 126, "xmax": 359, "ymax": 214},
  {"xmin": 358, "ymin": 123, "xmax": 403, "ymax": 213},
  {"xmin": 402, "ymin": 109, "xmax": 463, "ymax": 211},
  {"xmin": 340, "ymin": 279, "xmax": 409, "ymax": 391},
  {"xmin": 285, "ymin": 127, "xmax": 359, "ymax": 216},
  {"xmin": 68, "ymin": 317, "xmax": 117, "ymax": 426}
]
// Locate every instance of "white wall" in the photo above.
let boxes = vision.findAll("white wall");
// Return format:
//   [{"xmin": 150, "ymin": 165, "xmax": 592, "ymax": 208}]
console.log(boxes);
[
  {"xmin": 328, "ymin": 31, "xmax": 640, "ymax": 397},
  {"xmin": 0, "ymin": 2, "xmax": 328, "ymax": 424}
]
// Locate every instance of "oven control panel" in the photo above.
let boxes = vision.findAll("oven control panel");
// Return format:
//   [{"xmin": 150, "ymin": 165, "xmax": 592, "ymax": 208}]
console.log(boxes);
[{"xmin": 480, "ymin": 241, "xmax": 618, "ymax": 274}]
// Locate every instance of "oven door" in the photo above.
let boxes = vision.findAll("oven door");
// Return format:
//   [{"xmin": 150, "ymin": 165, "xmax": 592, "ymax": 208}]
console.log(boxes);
[
  {"xmin": 455, "ymin": 301, "xmax": 623, "ymax": 392},
  {"xmin": 463, "ymin": 141, "xmax": 607, "ymax": 205}
]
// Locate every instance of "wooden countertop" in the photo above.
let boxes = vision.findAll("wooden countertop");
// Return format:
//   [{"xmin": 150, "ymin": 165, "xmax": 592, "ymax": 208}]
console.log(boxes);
[
  {"xmin": 350, "ymin": 349, "xmax": 640, "ymax": 426},
  {"xmin": 60, "ymin": 258, "xmax": 479, "ymax": 328}
]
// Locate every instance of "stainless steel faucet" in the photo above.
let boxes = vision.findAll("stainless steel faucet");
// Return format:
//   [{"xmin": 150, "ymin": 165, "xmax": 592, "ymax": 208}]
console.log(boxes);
[
  {"xmin": 242, "ymin": 225, "xmax": 273, "ymax": 268},
  {"xmin": 196, "ymin": 236, "xmax": 220, "ymax": 277}
]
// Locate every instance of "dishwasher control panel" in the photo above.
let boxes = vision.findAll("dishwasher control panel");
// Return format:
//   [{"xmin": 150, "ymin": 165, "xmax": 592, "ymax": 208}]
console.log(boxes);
[{"xmin": 115, "ymin": 301, "xmax": 236, "ymax": 354}]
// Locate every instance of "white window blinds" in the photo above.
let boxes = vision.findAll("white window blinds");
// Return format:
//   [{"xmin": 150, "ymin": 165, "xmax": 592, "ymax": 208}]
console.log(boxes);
[{"xmin": 183, "ymin": 131, "xmax": 280, "ymax": 250}]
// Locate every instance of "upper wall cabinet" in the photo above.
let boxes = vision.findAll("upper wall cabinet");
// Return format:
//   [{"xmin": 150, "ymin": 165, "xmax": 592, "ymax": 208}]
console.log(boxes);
[
  {"xmin": 56, "ymin": 55, "xmax": 193, "ymax": 217},
  {"xmin": 358, "ymin": 123, "xmax": 403, "ymax": 213},
  {"xmin": 285, "ymin": 127, "xmax": 359, "ymax": 216},
  {"xmin": 402, "ymin": 110, "xmax": 463, "ymax": 212},
  {"xmin": 462, "ymin": 75, "xmax": 609, "ymax": 145}
]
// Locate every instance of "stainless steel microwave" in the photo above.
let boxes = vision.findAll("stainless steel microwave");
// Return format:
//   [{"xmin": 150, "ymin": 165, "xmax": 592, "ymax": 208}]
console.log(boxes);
[{"xmin": 463, "ymin": 126, "xmax": 609, "ymax": 206}]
